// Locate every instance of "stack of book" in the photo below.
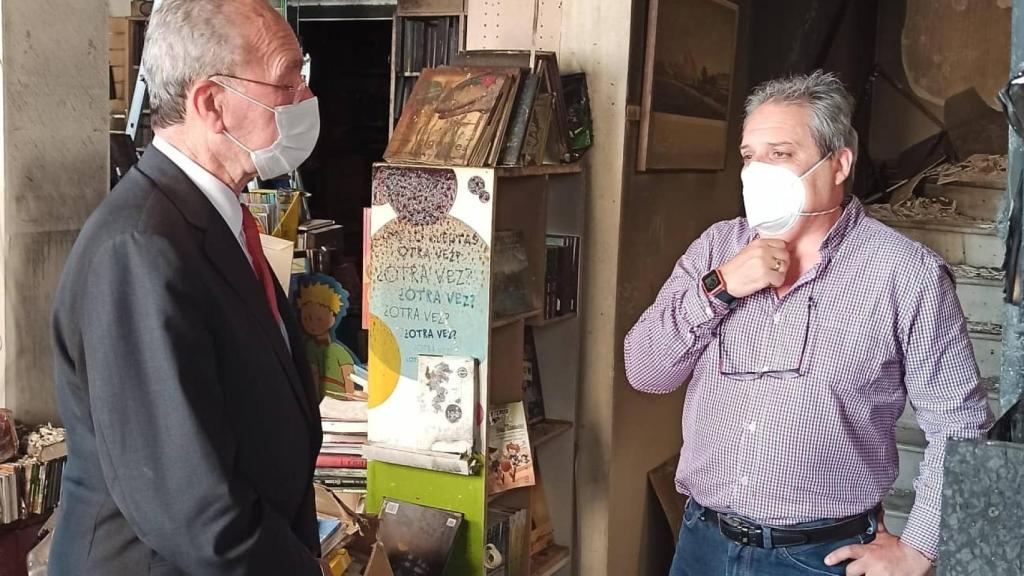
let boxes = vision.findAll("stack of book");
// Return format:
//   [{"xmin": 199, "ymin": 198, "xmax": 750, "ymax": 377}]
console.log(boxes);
[
  {"xmin": 385, "ymin": 51, "xmax": 574, "ymax": 168},
  {"xmin": 485, "ymin": 506, "xmax": 528, "ymax": 576},
  {"xmin": 543, "ymin": 234, "xmax": 581, "ymax": 320},
  {"xmin": 0, "ymin": 424, "xmax": 67, "ymax": 525},
  {"xmin": 317, "ymin": 389, "xmax": 368, "ymax": 494},
  {"xmin": 241, "ymin": 188, "xmax": 304, "ymax": 239}
]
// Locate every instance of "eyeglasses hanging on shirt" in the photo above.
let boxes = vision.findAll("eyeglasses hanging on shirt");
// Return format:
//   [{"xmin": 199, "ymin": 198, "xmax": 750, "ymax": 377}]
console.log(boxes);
[{"xmin": 717, "ymin": 293, "xmax": 817, "ymax": 381}]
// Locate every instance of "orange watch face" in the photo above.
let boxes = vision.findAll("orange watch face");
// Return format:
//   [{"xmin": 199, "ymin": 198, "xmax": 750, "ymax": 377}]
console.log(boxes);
[{"xmin": 702, "ymin": 270, "xmax": 722, "ymax": 294}]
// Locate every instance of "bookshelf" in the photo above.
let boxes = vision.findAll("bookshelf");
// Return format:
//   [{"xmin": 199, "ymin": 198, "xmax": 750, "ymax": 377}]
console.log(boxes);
[
  {"xmin": 388, "ymin": 1, "xmax": 467, "ymax": 133},
  {"xmin": 366, "ymin": 165, "xmax": 584, "ymax": 575}
]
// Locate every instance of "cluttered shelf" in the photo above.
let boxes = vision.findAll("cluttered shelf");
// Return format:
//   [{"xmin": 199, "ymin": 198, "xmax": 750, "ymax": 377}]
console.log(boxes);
[
  {"xmin": 529, "ymin": 419, "xmax": 573, "ymax": 449},
  {"xmin": 530, "ymin": 544, "xmax": 571, "ymax": 576}
]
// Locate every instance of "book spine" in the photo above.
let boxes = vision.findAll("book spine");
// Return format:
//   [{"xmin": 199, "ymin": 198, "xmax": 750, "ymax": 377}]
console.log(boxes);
[
  {"xmin": 315, "ymin": 477, "xmax": 368, "ymax": 488},
  {"xmin": 316, "ymin": 455, "xmax": 368, "ymax": 469}
]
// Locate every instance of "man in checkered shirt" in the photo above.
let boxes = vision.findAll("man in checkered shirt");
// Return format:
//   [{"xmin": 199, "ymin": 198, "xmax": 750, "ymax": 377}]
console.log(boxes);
[{"xmin": 625, "ymin": 71, "xmax": 992, "ymax": 576}]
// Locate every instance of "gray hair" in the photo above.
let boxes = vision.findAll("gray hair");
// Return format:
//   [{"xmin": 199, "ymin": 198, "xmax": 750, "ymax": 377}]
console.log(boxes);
[
  {"xmin": 744, "ymin": 70, "xmax": 858, "ymax": 164},
  {"xmin": 142, "ymin": 0, "xmax": 247, "ymax": 128}
]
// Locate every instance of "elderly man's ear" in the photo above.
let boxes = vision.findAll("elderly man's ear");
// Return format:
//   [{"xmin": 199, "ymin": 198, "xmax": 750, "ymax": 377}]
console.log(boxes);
[{"xmin": 190, "ymin": 80, "xmax": 227, "ymax": 134}]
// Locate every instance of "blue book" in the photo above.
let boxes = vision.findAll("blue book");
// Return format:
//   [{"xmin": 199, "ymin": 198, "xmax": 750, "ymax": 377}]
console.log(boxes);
[{"xmin": 318, "ymin": 517, "xmax": 343, "ymax": 555}]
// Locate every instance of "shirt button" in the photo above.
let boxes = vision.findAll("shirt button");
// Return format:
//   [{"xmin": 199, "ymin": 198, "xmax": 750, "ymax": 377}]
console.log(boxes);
[
  {"xmin": 740, "ymin": 476, "xmax": 749, "ymax": 486},
  {"xmin": 761, "ymin": 364, "xmax": 770, "ymax": 373},
  {"xmin": 747, "ymin": 422, "xmax": 757, "ymax": 433},
  {"xmin": 773, "ymin": 314, "xmax": 781, "ymax": 323}
]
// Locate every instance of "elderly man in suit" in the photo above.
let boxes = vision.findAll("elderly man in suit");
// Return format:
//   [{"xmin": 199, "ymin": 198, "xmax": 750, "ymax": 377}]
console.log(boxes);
[{"xmin": 51, "ymin": 1, "xmax": 327, "ymax": 574}]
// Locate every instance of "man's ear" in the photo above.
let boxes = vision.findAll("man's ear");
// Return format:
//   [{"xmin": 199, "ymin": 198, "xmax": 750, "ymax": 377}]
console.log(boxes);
[
  {"xmin": 834, "ymin": 147, "xmax": 854, "ymax": 187},
  {"xmin": 190, "ymin": 80, "xmax": 226, "ymax": 134}
]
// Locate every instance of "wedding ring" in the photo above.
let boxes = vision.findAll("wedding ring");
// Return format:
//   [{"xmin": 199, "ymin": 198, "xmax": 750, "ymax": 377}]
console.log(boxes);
[{"xmin": 772, "ymin": 258, "xmax": 783, "ymax": 272}]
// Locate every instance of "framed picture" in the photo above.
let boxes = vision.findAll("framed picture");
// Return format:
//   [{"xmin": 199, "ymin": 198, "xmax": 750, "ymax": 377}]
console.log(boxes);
[{"xmin": 637, "ymin": 0, "xmax": 739, "ymax": 171}]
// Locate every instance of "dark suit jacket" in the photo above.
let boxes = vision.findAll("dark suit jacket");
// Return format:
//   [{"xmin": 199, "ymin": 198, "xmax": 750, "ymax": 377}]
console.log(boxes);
[{"xmin": 50, "ymin": 147, "xmax": 323, "ymax": 575}]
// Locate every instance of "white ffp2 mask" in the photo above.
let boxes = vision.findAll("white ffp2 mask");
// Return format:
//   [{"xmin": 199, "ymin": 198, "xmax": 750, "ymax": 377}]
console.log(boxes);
[
  {"xmin": 215, "ymin": 80, "xmax": 320, "ymax": 180},
  {"xmin": 741, "ymin": 154, "xmax": 838, "ymax": 236}
]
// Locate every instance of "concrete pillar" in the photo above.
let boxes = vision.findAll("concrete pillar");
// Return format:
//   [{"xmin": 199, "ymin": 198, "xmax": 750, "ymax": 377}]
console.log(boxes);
[{"xmin": 0, "ymin": 0, "xmax": 108, "ymax": 424}]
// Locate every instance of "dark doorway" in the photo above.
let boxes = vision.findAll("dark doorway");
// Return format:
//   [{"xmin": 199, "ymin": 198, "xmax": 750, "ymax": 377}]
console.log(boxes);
[{"xmin": 297, "ymin": 16, "xmax": 393, "ymax": 359}]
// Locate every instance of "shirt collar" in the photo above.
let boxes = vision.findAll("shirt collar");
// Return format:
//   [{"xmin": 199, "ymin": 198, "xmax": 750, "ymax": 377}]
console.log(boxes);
[
  {"xmin": 152, "ymin": 136, "xmax": 243, "ymax": 241},
  {"xmin": 744, "ymin": 196, "xmax": 864, "ymax": 258}
]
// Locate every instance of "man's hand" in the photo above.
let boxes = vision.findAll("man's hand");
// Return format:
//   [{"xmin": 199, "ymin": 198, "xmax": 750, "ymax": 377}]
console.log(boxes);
[
  {"xmin": 824, "ymin": 512, "xmax": 933, "ymax": 576},
  {"xmin": 717, "ymin": 238, "xmax": 790, "ymax": 298}
]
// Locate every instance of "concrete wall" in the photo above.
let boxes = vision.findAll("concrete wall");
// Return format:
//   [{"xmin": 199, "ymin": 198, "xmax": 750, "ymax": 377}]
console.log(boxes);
[
  {"xmin": 565, "ymin": 0, "xmax": 748, "ymax": 573},
  {"xmin": 608, "ymin": 2, "xmax": 750, "ymax": 574},
  {"xmin": 0, "ymin": 0, "xmax": 108, "ymax": 423},
  {"xmin": 559, "ymin": 1, "xmax": 632, "ymax": 573}
]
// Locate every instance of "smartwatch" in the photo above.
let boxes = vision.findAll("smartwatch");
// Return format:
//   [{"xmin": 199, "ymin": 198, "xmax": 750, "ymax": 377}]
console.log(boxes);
[{"xmin": 700, "ymin": 269, "xmax": 738, "ymax": 309}]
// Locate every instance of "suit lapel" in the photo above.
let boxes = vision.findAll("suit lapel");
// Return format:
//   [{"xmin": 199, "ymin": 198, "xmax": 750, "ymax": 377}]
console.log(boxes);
[{"xmin": 134, "ymin": 146, "xmax": 315, "ymax": 428}]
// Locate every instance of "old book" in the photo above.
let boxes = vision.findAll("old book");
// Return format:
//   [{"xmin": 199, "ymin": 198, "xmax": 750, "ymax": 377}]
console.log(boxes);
[
  {"xmin": 546, "ymin": 234, "xmax": 580, "ymax": 315},
  {"xmin": 363, "ymin": 443, "xmax": 477, "ymax": 476},
  {"xmin": 316, "ymin": 454, "xmax": 368, "ymax": 469},
  {"xmin": 491, "ymin": 230, "xmax": 533, "ymax": 318},
  {"xmin": 378, "ymin": 498, "xmax": 463, "ymax": 576},
  {"xmin": 562, "ymin": 73, "xmax": 593, "ymax": 159},
  {"xmin": 529, "ymin": 479, "xmax": 554, "ymax": 556},
  {"xmin": 520, "ymin": 94, "xmax": 554, "ymax": 166},
  {"xmin": 322, "ymin": 420, "xmax": 369, "ymax": 435},
  {"xmin": 522, "ymin": 327, "xmax": 546, "ymax": 424},
  {"xmin": 499, "ymin": 72, "xmax": 541, "ymax": 166},
  {"xmin": 487, "ymin": 402, "xmax": 536, "ymax": 495},
  {"xmin": 320, "ymin": 396, "xmax": 368, "ymax": 422},
  {"xmin": 485, "ymin": 73, "xmax": 521, "ymax": 166},
  {"xmin": 386, "ymin": 66, "xmax": 521, "ymax": 166},
  {"xmin": 319, "ymin": 517, "xmax": 344, "ymax": 556}
]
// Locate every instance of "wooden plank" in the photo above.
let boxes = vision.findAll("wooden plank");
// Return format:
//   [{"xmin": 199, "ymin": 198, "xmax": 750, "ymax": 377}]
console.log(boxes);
[
  {"xmin": 496, "ymin": 163, "xmax": 582, "ymax": 178},
  {"xmin": 493, "ymin": 308, "xmax": 543, "ymax": 329},
  {"xmin": 528, "ymin": 419, "xmax": 572, "ymax": 448},
  {"xmin": 526, "ymin": 312, "xmax": 576, "ymax": 328},
  {"xmin": 467, "ymin": 0, "xmax": 534, "ymax": 51},
  {"xmin": 397, "ymin": 0, "xmax": 464, "ymax": 16},
  {"xmin": 489, "ymin": 320, "xmax": 525, "ymax": 405},
  {"xmin": 529, "ymin": 544, "xmax": 570, "ymax": 576}
]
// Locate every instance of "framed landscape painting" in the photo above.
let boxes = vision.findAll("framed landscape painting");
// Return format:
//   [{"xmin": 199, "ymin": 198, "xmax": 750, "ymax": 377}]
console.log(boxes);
[{"xmin": 638, "ymin": 0, "xmax": 739, "ymax": 171}]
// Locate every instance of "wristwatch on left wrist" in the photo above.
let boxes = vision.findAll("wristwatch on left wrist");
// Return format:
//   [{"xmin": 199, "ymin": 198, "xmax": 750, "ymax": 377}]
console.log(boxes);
[{"xmin": 701, "ymin": 269, "xmax": 738, "ymax": 309}]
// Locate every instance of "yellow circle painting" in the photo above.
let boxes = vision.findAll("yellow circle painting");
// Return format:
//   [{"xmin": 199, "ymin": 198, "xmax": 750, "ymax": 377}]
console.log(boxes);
[{"xmin": 368, "ymin": 314, "xmax": 401, "ymax": 408}]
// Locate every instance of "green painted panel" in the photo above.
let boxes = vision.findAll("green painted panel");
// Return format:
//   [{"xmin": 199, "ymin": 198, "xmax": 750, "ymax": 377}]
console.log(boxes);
[{"xmin": 368, "ymin": 461, "xmax": 486, "ymax": 575}]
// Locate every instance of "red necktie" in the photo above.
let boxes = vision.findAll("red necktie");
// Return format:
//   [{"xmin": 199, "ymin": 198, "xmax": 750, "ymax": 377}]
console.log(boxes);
[{"xmin": 240, "ymin": 206, "xmax": 282, "ymax": 323}]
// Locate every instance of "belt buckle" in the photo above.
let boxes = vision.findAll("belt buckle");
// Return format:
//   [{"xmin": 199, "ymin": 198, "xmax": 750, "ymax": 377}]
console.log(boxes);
[{"xmin": 719, "ymin": 514, "xmax": 764, "ymax": 548}]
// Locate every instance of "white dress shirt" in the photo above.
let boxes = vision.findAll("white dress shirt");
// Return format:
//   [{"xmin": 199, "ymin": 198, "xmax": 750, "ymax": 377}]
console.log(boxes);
[{"xmin": 151, "ymin": 137, "xmax": 290, "ymax": 348}]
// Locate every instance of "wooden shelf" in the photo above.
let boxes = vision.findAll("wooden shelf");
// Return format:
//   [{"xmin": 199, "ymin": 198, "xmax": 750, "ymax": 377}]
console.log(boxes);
[
  {"xmin": 487, "ymin": 484, "xmax": 528, "ymax": 504},
  {"xmin": 530, "ymin": 544, "xmax": 570, "ymax": 576},
  {"xmin": 492, "ymin": 308, "xmax": 542, "ymax": 329},
  {"xmin": 529, "ymin": 419, "xmax": 573, "ymax": 448},
  {"xmin": 527, "ymin": 312, "xmax": 577, "ymax": 328},
  {"xmin": 496, "ymin": 164, "xmax": 583, "ymax": 178}
]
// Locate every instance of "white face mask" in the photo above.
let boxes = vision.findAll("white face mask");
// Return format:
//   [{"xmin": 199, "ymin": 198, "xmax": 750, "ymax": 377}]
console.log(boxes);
[
  {"xmin": 214, "ymin": 80, "xmax": 320, "ymax": 180},
  {"xmin": 740, "ymin": 154, "xmax": 839, "ymax": 236}
]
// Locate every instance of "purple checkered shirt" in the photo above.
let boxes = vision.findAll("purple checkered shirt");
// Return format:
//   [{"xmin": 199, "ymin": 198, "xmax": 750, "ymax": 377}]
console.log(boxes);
[{"xmin": 624, "ymin": 199, "xmax": 993, "ymax": 559}]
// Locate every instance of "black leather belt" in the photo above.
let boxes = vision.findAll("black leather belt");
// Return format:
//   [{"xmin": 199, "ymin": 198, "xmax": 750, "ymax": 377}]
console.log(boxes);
[{"xmin": 700, "ymin": 506, "xmax": 877, "ymax": 549}]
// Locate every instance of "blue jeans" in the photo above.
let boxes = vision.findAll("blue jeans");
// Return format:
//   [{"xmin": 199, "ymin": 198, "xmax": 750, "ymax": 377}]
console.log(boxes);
[{"xmin": 669, "ymin": 499, "xmax": 878, "ymax": 576}]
